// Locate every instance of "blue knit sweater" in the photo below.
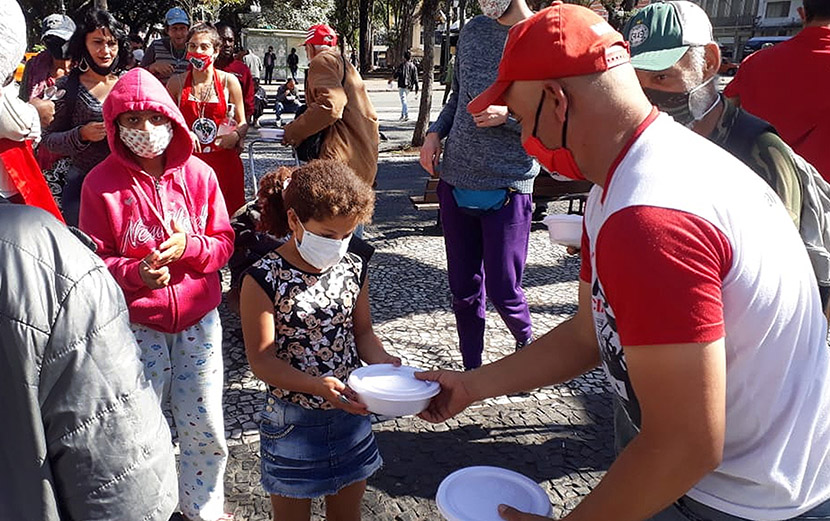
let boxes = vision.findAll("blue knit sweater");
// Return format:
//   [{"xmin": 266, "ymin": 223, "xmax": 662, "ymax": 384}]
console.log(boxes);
[{"xmin": 428, "ymin": 15, "xmax": 539, "ymax": 193}]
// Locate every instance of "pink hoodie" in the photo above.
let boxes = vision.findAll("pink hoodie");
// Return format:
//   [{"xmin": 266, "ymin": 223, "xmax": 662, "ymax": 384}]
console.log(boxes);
[{"xmin": 80, "ymin": 68, "xmax": 234, "ymax": 333}]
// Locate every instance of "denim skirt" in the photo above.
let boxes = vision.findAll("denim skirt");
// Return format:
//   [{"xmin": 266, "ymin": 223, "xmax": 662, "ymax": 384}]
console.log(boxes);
[{"xmin": 259, "ymin": 396, "xmax": 382, "ymax": 498}]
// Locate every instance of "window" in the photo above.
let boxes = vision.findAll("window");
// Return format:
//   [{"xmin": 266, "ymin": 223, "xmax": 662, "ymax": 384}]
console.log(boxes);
[{"xmin": 765, "ymin": 1, "xmax": 791, "ymax": 18}]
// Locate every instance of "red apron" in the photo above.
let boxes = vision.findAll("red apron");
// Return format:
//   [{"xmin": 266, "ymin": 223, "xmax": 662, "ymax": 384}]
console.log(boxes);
[
  {"xmin": 179, "ymin": 69, "xmax": 246, "ymax": 215},
  {"xmin": 0, "ymin": 139, "xmax": 64, "ymax": 223}
]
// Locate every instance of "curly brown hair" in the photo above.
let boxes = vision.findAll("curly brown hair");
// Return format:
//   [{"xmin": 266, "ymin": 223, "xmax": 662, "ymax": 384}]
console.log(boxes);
[{"xmin": 257, "ymin": 160, "xmax": 375, "ymax": 237}]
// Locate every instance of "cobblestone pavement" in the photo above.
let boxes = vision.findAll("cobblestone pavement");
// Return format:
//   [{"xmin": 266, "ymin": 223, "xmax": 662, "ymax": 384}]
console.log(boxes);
[{"xmin": 214, "ymin": 82, "xmax": 615, "ymax": 520}]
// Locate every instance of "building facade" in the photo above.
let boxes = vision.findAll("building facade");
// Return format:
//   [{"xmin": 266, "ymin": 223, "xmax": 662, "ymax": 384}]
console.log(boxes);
[
  {"xmin": 755, "ymin": 0, "xmax": 803, "ymax": 37},
  {"xmin": 694, "ymin": 0, "xmax": 760, "ymax": 59}
]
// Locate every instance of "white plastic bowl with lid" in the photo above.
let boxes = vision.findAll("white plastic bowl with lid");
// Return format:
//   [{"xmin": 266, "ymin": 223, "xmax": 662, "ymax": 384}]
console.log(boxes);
[
  {"xmin": 258, "ymin": 128, "xmax": 285, "ymax": 140},
  {"xmin": 436, "ymin": 466, "xmax": 553, "ymax": 521},
  {"xmin": 542, "ymin": 214, "xmax": 583, "ymax": 248},
  {"xmin": 347, "ymin": 364, "xmax": 440, "ymax": 417}
]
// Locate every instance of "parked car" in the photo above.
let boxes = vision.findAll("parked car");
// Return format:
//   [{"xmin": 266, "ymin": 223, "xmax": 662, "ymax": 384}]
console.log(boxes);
[
  {"xmin": 743, "ymin": 36, "xmax": 792, "ymax": 57},
  {"xmin": 719, "ymin": 57, "xmax": 739, "ymax": 76}
]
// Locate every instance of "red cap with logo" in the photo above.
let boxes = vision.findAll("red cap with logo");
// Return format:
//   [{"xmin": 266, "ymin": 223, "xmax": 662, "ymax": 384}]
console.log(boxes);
[
  {"xmin": 305, "ymin": 24, "xmax": 339, "ymax": 47},
  {"xmin": 468, "ymin": 1, "xmax": 630, "ymax": 114}
]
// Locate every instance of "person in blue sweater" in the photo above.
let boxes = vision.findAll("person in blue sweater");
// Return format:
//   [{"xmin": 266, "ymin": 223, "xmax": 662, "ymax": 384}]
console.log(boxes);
[{"xmin": 419, "ymin": 0, "xmax": 538, "ymax": 370}]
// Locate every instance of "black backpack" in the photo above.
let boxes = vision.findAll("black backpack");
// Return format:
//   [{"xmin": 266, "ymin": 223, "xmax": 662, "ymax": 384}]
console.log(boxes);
[{"xmin": 294, "ymin": 55, "xmax": 347, "ymax": 162}]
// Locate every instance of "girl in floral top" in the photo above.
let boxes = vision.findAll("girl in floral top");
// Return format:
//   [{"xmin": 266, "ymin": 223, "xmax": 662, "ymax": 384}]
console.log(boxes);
[{"xmin": 240, "ymin": 160, "xmax": 399, "ymax": 520}]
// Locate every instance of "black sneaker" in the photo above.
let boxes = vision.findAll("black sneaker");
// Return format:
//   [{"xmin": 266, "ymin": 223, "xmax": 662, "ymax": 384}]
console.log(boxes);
[{"xmin": 515, "ymin": 338, "xmax": 532, "ymax": 351}]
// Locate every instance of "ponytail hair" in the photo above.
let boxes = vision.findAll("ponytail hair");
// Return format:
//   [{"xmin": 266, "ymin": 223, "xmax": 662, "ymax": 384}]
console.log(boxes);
[
  {"xmin": 256, "ymin": 160, "xmax": 375, "ymax": 237},
  {"xmin": 257, "ymin": 166, "xmax": 293, "ymax": 237}
]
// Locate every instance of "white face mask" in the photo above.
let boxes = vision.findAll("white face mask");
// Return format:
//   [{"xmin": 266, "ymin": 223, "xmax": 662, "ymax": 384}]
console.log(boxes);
[
  {"xmin": 119, "ymin": 122, "xmax": 174, "ymax": 159},
  {"xmin": 478, "ymin": 0, "xmax": 512, "ymax": 19},
  {"xmin": 295, "ymin": 223, "xmax": 351, "ymax": 271}
]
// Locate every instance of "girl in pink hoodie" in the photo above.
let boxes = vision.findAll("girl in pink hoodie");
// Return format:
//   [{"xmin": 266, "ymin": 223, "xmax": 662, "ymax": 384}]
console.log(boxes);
[{"xmin": 79, "ymin": 68, "xmax": 234, "ymax": 521}]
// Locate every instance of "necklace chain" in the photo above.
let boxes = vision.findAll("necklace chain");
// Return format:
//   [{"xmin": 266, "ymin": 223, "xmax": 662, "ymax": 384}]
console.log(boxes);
[{"xmin": 194, "ymin": 76, "xmax": 214, "ymax": 120}]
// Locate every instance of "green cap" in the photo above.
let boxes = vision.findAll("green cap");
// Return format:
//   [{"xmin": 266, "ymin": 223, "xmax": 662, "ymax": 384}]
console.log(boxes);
[{"xmin": 623, "ymin": 1, "xmax": 713, "ymax": 71}]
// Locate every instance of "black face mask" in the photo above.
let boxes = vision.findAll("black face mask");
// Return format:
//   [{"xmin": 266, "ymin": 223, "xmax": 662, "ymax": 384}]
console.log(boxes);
[
  {"xmin": 44, "ymin": 37, "xmax": 70, "ymax": 60},
  {"xmin": 82, "ymin": 49, "xmax": 119, "ymax": 76},
  {"xmin": 642, "ymin": 76, "xmax": 717, "ymax": 127}
]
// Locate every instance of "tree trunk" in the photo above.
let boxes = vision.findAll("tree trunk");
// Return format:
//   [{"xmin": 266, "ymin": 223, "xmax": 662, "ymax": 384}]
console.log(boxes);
[
  {"xmin": 359, "ymin": 0, "xmax": 373, "ymax": 74},
  {"xmin": 440, "ymin": 0, "xmax": 451, "ymax": 78},
  {"xmin": 412, "ymin": 0, "xmax": 438, "ymax": 147}
]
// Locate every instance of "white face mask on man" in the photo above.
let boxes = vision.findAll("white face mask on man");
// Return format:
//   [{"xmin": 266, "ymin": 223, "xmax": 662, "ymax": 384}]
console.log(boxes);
[
  {"xmin": 295, "ymin": 222, "xmax": 352, "ymax": 271},
  {"xmin": 119, "ymin": 122, "xmax": 174, "ymax": 159}
]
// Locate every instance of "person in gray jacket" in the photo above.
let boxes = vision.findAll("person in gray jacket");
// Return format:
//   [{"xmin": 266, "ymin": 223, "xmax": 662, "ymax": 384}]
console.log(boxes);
[{"xmin": 0, "ymin": 201, "xmax": 178, "ymax": 520}]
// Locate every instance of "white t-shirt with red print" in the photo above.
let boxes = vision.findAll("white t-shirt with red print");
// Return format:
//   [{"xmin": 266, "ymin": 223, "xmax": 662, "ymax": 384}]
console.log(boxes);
[{"xmin": 580, "ymin": 111, "xmax": 830, "ymax": 520}]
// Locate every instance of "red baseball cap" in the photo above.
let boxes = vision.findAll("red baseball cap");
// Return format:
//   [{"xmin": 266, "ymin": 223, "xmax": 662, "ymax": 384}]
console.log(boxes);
[
  {"xmin": 305, "ymin": 24, "xmax": 338, "ymax": 47},
  {"xmin": 468, "ymin": 2, "xmax": 630, "ymax": 114}
]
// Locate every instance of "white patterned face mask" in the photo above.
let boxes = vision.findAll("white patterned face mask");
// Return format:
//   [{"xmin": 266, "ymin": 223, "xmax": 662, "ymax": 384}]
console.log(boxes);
[
  {"xmin": 478, "ymin": 0, "xmax": 512, "ymax": 19},
  {"xmin": 119, "ymin": 122, "xmax": 174, "ymax": 159},
  {"xmin": 295, "ymin": 223, "xmax": 351, "ymax": 271}
]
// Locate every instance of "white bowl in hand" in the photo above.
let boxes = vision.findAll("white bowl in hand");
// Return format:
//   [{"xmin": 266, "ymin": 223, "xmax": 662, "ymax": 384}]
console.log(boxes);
[
  {"xmin": 542, "ymin": 214, "xmax": 583, "ymax": 248},
  {"xmin": 347, "ymin": 364, "xmax": 440, "ymax": 417},
  {"xmin": 258, "ymin": 128, "xmax": 285, "ymax": 140},
  {"xmin": 436, "ymin": 466, "xmax": 553, "ymax": 521}
]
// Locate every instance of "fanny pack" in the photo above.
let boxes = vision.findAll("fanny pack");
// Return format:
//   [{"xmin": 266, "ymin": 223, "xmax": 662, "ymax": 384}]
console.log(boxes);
[{"xmin": 452, "ymin": 187, "xmax": 512, "ymax": 214}]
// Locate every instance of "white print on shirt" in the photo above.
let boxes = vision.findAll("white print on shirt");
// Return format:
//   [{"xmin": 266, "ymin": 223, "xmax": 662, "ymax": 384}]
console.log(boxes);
[
  {"xmin": 120, "ymin": 203, "xmax": 208, "ymax": 253},
  {"xmin": 122, "ymin": 217, "xmax": 165, "ymax": 252},
  {"xmin": 591, "ymin": 277, "xmax": 641, "ymax": 427}
]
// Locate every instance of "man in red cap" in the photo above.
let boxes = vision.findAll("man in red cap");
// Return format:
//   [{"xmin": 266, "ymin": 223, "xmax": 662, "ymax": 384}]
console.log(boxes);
[
  {"xmin": 416, "ymin": 3, "xmax": 830, "ymax": 520},
  {"xmin": 283, "ymin": 23, "xmax": 379, "ymax": 197}
]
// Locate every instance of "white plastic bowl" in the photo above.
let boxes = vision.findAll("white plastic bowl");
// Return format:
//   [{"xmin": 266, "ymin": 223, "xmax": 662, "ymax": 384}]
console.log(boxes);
[
  {"xmin": 347, "ymin": 364, "xmax": 440, "ymax": 417},
  {"xmin": 542, "ymin": 214, "xmax": 583, "ymax": 248},
  {"xmin": 258, "ymin": 128, "xmax": 284, "ymax": 140},
  {"xmin": 436, "ymin": 466, "xmax": 553, "ymax": 521}
]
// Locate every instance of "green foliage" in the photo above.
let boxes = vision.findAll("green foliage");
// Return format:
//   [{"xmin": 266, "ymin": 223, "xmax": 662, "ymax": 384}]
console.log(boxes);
[
  {"xmin": 257, "ymin": 0, "xmax": 335, "ymax": 30},
  {"xmin": 377, "ymin": 0, "xmax": 419, "ymax": 66},
  {"xmin": 600, "ymin": 0, "xmax": 637, "ymax": 30},
  {"xmin": 331, "ymin": 0, "xmax": 359, "ymax": 49},
  {"xmin": 179, "ymin": 0, "xmax": 247, "ymax": 24}
]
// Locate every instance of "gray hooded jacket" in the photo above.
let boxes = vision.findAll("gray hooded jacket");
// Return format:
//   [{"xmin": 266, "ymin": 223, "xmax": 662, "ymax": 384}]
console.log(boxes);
[{"xmin": 0, "ymin": 204, "xmax": 177, "ymax": 520}]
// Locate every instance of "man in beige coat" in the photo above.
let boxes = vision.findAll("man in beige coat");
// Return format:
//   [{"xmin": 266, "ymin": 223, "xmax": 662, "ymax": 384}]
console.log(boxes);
[{"xmin": 283, "ymin": 24, "xmax": 380, "ymax": 188}]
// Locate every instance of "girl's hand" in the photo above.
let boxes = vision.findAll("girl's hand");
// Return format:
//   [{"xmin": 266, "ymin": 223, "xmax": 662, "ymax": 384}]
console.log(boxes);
[
  {"xmin": 376, "ymin": 353, "xmax": 402, "ymax": 367},
  {"xmin": 154, "ymin": 220, "xmax": 188, "ymax": 266},
  {"xmin": 215, "ymin": 130, "xmax": 240, "ymax": 150},
  {"xmin": 318, "ymin": 376, "xmax": 368, "ymax": 415},
  {"xmin": 189, "ymin": 131, "xmax": 202, "ymax": 153},
  {"xmin": 80, "ymin": 121, "xmax": 107, "ymax": 142},
  {"xmin": 419, "ymin": 132, "xmax": 442, "ymax": 177},
  {"xmin": 138, "ymin": 253, "xmax": 170, "ymax": 289},
  {"xmin": 471, "ymin": 105, "xmax": 509, "ymax": 128}
]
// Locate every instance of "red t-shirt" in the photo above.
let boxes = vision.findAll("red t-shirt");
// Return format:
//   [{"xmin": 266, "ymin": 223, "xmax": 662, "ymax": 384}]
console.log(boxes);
[
  {"xmin": 217, "ymin": 59, "xmax": 255, "ymax": 123},
  {"xmin": 724, "ymin": 26, "xmax": 830, "ymax": 181}
]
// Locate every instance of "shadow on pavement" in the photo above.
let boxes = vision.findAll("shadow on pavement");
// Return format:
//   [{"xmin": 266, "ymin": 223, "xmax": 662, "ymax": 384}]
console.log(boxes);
[
  {"xmin": 370, "ymin": 392, "xmax": 615, "ymax": 501},
  {"xmin": 369, "ymin": 251, "xmax": 450, "ymax": 322}
]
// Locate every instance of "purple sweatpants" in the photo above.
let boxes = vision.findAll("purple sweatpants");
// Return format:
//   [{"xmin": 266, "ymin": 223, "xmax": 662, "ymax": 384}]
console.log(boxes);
[{"xmin": 437, "ymin": 180, "xmax": 533, "ymax": 369}]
